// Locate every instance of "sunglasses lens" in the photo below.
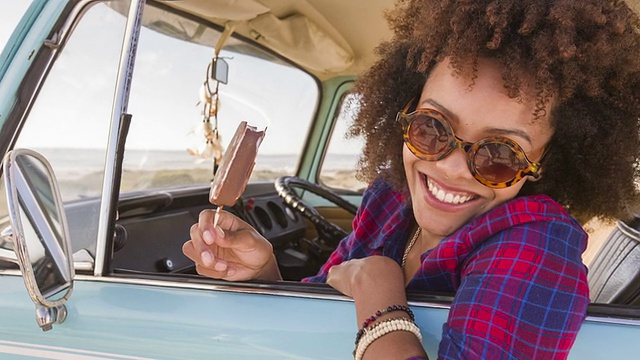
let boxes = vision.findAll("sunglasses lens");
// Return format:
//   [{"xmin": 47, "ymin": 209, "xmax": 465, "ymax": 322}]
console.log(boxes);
[
  {"xmin": 473, "ymin": 142, "xmax": 528, "ymax": 182},
  {"xmin": 401, "ymin": 104, "xmax": 537, "ymax": 188},
  {"xmin": 408, "ymin": 114, "xmax": 449, "ymax": 156}
]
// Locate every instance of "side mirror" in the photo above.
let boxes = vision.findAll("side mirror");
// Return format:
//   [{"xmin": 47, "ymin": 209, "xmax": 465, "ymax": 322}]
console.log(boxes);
[{"xmin": 2, "ymin": 148, "xmax": 74, "ymax": 331}]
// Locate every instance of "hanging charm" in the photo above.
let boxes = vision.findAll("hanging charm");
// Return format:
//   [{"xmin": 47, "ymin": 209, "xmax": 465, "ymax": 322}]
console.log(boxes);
[
  {"xmin": 186, "ymin": 22, "xmax": 235, "ymax": 172},
  {"xmin": 187, "ymin": 57, "xmax": 224, "ymax": 164}
]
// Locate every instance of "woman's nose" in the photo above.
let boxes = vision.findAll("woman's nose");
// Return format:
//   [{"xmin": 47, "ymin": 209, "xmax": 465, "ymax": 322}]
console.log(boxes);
[{"xmin": 434, "ymin": 147, "xmax": 475, "ymax": 181}]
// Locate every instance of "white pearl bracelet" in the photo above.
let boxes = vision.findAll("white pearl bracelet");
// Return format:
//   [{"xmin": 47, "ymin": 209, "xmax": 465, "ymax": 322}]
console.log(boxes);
[{"xmin": 354, "ymin": 318, "xmax": 422, "ymax": 360}]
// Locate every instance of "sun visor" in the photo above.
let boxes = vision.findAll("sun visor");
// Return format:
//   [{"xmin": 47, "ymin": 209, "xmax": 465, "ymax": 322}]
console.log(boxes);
[{"xmin": 248, "ymin": 13, "xmax": 355, "ymax": 74}]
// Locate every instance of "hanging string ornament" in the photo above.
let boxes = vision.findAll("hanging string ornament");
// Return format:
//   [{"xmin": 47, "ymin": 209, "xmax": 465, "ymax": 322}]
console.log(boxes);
[
  {"xmin": 187, "ymin": 64, "xmax": 224, "ymax": 163},
  {"xmin": 186, "ymin": 22, "xmax": 236, "ymax": 173},
  {"xmin": 187, "ymin": 58, "xmax": 225, "ymax": 166}
]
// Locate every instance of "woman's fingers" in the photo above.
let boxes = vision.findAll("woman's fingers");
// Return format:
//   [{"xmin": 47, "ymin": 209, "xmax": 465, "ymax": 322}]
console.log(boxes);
[
  {"xmin": 195, "ymin": 263, "xmax": 232, "ymax": 279},
  {"xmin": 199, "ymin": 208, "xmax": 250, "ymax": 234},
  {"xmin": 184, "ymin": 208, "xmax": 276, "ymax": 281},
  {"xmin": 197, "ymin": 209, "xmax": 217, "ymax": 245},
  {"xmin": 183, "ymin": 240, "xmax": 233, "ymax": 276},
  {"xmin": 182, "ymin": 239, "xmax": 209, "ymax": 266},
  {"xmin": 185, "ymin": 212, "xmax": 253, "ymax": 267},
  {"xmin": 188, "ymin": 222, "xmax": 221, "ymax": 267},
  {"xmin": 192, "ymin": 209, "xmax": 243, "ymax": 266}
]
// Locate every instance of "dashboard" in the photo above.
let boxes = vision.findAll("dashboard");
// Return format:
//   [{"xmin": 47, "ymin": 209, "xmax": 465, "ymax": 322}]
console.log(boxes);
[{"xmin": 103, "ymin": 182, "xmax": 314, "ymax": 280}]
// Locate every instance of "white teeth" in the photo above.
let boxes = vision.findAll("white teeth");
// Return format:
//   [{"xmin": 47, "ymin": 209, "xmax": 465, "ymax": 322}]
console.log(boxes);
[
  {"xmin": 427, "ymin": 177, "xmax": 474, "ymax": 205},
  {"xmin": 444, "ymin": 193, "xmax": 454, "ymax": 203}
]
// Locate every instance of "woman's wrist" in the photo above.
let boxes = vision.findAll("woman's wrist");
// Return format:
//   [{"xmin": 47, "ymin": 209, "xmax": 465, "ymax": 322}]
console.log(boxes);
[
  {"xmin": 351, "ymin": 256, "xmax": 404, "ymax": 299},
  {"xmin": 354, "ymin": 317, "xmax": 423, "ymax": 360},
  {"xmin": 254, "ymin": 253, "xmax": 282, "ymax": 281}
]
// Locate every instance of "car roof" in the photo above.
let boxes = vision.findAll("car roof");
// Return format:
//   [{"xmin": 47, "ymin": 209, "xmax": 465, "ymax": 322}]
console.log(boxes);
[
  {"xmin": 156, "ymin": 0, "xmax": 640, "ymax": 80},
  {"xmin": 155, "ymin": 0, "xmax": 395, "ymax": 80}
]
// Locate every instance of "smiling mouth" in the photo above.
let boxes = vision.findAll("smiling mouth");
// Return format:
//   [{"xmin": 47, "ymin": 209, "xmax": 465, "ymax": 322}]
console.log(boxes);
[{"xmin": 425, "ymin": 176, "xmax": 478, "ymax": 205}]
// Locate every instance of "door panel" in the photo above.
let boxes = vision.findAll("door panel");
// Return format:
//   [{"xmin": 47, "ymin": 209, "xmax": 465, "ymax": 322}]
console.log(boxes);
[
  {"xmin": 0, "ymin": 275, "xmax": 444, "ymax": 359},
  {"xmin": 2, "ymin": 275, "xmax": 640, "ymax": 359}
]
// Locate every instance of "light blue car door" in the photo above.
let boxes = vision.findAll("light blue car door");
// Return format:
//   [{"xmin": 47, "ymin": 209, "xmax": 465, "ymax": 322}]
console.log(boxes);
[{"xmin": 1, "ymin": 1, "xmax": 640, "ymax": 360}]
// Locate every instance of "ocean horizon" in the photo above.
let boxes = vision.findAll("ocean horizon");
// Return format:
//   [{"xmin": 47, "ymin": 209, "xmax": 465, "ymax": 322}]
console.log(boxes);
[{"xmin": 29, "ymin": 148, "xmax": 360, "ymax": 176}]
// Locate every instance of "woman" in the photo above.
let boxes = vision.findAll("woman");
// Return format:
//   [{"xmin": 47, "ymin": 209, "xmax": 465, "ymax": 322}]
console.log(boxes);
[{"xmin": 183, "ymin": 0, "xmax": 640, "ymax": 358}]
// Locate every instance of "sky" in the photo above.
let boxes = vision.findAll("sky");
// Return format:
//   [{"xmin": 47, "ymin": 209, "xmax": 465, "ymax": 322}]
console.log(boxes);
[{"xmin": 0, "ymin": 1, "xmax": 363, "ymax": 158}]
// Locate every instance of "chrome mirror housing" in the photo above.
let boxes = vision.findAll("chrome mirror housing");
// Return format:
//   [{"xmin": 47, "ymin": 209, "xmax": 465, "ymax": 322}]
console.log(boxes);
[{"xmin": 2, "ymin": 148, "xmax": 74, "ymax": 331}]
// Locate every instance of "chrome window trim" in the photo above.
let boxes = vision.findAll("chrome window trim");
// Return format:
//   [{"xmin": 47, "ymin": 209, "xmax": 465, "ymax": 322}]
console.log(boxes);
[
  {"xmin": 0, "ymin": 269, "xmax": 445, "ymax": 306},
  {"xmin": 584, "ymin": 316, "xmax": 640, "ymax": 326},
  {"xmin": 93, "ymin": 0, "xmax": 145, "ymax": 277},
  {"xmin": 2, "ymin": 269, "xmax": 640, "ymax": 326},
  {"xmin": 79, "ymin": 274, "xmax": 456, "ymax": 310}
]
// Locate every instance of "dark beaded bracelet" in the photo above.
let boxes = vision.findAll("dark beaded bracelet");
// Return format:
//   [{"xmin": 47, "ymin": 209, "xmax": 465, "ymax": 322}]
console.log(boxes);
[
  {"xmin": 362, "ymin": 304, "xmax": 414, "ymax": 329},
  {"xmin": 355, "ymin": 305, "xmax": 415, "ymax": 345}
]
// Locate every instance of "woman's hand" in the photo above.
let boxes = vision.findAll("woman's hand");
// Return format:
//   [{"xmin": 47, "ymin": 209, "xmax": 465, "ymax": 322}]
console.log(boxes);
[
  {"xmin": 182, "ymin": 209, "xmax": 281, "ymax": 281},
  {"xmin": 326, "ymin": 255, "xmax": 405, "ymax": 298}
]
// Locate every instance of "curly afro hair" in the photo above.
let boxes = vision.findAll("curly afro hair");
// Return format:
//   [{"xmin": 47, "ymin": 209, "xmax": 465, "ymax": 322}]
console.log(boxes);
[{"xmin": 349, "ymin": 0, "xmax": 640, "ymax": 223}]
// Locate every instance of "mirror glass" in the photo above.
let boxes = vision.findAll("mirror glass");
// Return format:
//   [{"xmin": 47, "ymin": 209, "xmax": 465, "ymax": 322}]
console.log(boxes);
[
  {"xmin": 210, "ymin": 57, "xmax": 228, "ymax": 84},
  {"xmin": 4, "ymin": 150, "xmax": 73, "ymax": 303}
]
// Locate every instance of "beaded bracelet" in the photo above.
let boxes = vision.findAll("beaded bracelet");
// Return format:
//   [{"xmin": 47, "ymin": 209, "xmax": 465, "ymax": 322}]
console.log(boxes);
[
  {"xmin": 353, "ymin": 318, "xmax": 422, "ymax": 360},
  {"xmin": 362, "ymin": 305, "xmax": 415, "ymax": 328},
  {"xmin": 355, "ymin": 305, "xmax": 415, "ymax": 345}
]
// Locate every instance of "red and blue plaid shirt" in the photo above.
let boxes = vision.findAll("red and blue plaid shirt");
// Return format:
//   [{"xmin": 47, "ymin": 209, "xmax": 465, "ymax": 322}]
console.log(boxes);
[{"xmin": 303, "ymin": 179, "xmax": 590, "ymax": 359}]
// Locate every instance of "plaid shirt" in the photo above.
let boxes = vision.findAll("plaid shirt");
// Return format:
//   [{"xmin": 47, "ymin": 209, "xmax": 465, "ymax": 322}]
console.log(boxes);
[{"xmin": 303, "ymin": 179, "xmax": 589, "ymax": 359}]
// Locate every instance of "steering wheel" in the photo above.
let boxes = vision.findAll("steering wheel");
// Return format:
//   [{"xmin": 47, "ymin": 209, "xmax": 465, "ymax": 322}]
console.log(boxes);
[{"xmin": 274, "ymin": 176, "xmax": 358, "ymax": 246}]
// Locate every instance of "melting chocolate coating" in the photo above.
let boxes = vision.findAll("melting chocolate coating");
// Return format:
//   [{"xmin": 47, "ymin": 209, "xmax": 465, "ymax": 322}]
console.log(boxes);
[{"xmin": 209, "ymin": 121, "xmax": 266, "ymax": 206}]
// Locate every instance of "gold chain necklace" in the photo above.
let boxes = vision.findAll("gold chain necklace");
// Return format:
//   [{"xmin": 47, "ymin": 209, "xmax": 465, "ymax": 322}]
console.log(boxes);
[{"xmin": 401, "ymin": 227, "xmax": 422, "ymax": 269}]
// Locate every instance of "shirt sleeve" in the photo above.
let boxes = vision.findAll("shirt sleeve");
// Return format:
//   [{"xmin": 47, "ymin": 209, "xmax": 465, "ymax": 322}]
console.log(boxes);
[
  {"xmin": 302, "ymin": 180, "xmax": 398, "ymax": 283},
  {"xmin": 301, "ymin": 229, "xmax": 356, "ymax": 283},
  {"xmin": 437, "ymin": 219, "xmax": 590, "ymax": 360},
  {"xmin": 301, "ymin": 181, "xmax": 378, "ymax": 283}
]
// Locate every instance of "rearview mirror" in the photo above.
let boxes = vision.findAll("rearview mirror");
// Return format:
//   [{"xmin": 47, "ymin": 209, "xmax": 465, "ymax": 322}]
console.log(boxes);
[
  {"xmin": 2, "ymin": 148, "xmax": 74, "ymax": 330},
  {"xmin": 210, "ymin": 56, "xmax": 228, "ymax": 84}
]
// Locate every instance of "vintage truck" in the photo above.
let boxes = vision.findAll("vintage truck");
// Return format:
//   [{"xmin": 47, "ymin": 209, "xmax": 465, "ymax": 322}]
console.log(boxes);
[{"xmin": 0, "ymin": 1, "xmax": 639, "ymax": 358}]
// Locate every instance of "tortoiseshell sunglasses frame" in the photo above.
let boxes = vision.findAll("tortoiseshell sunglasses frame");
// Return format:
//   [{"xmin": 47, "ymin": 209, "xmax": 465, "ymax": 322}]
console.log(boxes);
[{"xmin": 396, "ymin": 97, "xmax": 543, "ymax": 189}]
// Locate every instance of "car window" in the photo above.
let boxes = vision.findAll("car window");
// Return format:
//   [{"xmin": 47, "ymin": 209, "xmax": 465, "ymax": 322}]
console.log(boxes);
[
  {"xmin": 122, "ymin": 4, "xmax": 319, "ymax": 193},
  {"xmin": 319, "ymin": 92, "xmax": 367, "ymax": 191},
  {"xmin": 0, "ymin": 1, "xmax": 33, "ymax": 253},
  {"xmin": 9, "ymin": 1, "xmax": 126, "ymax": 257}
]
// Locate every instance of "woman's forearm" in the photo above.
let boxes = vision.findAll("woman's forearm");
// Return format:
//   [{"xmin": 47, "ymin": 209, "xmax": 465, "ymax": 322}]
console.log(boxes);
[{"xmin": 351, "ymin": 261, "xmax": 428, "ymax": 359}]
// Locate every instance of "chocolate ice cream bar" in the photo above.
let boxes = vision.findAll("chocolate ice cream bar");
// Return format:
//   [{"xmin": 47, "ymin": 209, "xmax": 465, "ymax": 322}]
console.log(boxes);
[{"xmin": 209, "ymin": 121, "xmax": 266, "ymax": 208}]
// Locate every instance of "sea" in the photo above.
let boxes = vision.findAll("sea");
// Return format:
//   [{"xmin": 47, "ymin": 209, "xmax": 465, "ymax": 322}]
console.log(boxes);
[{"xmin": 32, "ymin": 148, "xmax": 360, "ymax": 177}]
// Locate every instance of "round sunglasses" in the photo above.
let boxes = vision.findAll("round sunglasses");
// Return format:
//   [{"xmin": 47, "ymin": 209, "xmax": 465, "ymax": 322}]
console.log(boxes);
[{"xmin": 396, "ymin": 98, "xmax": 543, "ymax": 189}]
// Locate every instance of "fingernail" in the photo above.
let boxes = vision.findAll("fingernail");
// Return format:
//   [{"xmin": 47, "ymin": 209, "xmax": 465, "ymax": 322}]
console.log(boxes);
[
  {"xmin": 201, "ymin": 251, "xmax": 213, "ymax": 266},
  {"xmin": 203, "ymin": 230, "xmax": 214, "ymax": 245},
  {"xmin": 215, "ymin": 226, "xmax": 224, "ymax": 238},
  {"xmin": 227, "ymin": 268, "xmax": 235, "ymax": 277},
  {"xmin": 214, "ymin": 261, "xmax": 227, "ymax": 271}
]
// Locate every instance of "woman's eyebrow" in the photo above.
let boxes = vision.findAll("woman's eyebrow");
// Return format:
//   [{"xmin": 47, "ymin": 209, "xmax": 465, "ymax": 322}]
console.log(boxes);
[
  {"xmin": 420, "ymin": 98, "xmax": 457, "ymax": 121},
  {"xmin": 419, "ymin": 98, "xmax": 533, "ymax": 145},
  {"xmin": 488, "ymin": 127, "xmax": 533, "ymax": 145}
]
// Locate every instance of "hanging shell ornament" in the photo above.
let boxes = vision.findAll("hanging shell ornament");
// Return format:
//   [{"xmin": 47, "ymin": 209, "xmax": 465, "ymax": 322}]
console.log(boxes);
[
  {"xmin": 187, "ymin": 118, "xmax": 221, "ymax": 161},
  {"xmin": 187, "ymin": 75, "xmax": 224, "ymax": 161},
  {"xmin": 209, "ymin": 128, "xmax": 224, "ymax": 162}
]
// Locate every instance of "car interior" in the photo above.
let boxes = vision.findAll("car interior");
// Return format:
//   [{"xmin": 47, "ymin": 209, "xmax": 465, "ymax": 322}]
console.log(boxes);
[
  {"xmin": 2, "ymin": 0, "xmax": 640, "ymax": 311},
  {"xmin": 63, "ymin": 0, "xmax": 384, "ymax": 284},
  {"xmin": 103, "ymin": 0, "xmax": 640, "ymax": 307}
]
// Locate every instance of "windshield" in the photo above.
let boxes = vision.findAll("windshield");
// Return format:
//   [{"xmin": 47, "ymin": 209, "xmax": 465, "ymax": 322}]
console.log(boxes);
[{"xmin": 16, "ymin": 1, "xmax": 319, "ymax": 201}]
